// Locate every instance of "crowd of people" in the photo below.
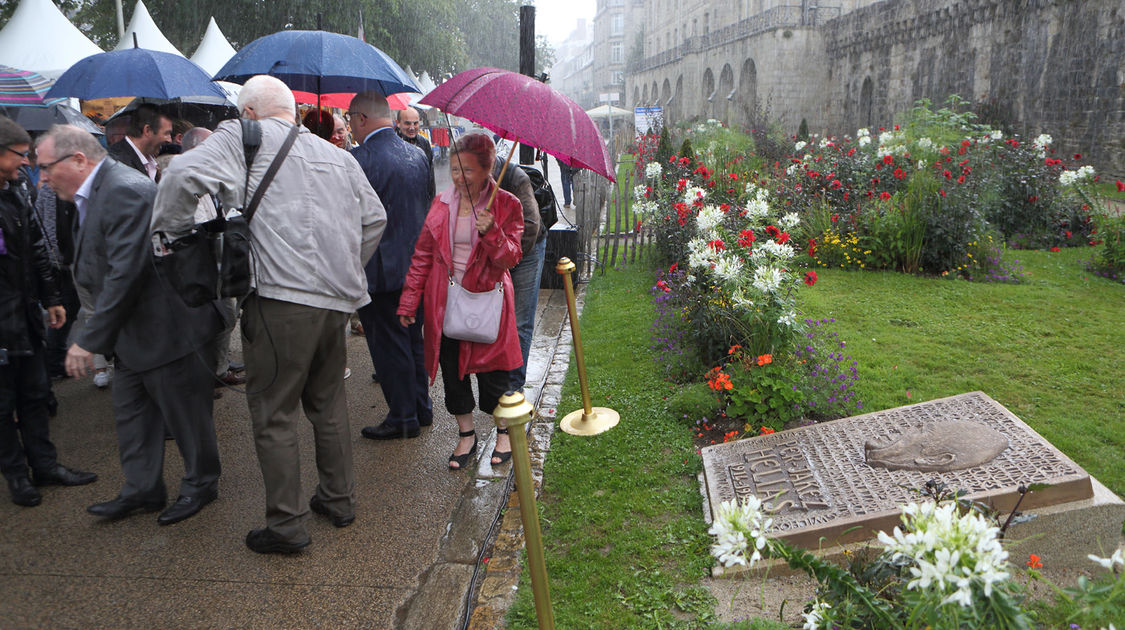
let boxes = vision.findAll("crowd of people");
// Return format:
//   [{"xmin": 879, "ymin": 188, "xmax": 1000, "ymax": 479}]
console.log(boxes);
[{"xmin": 0, "ymin": 73, "xmax": 552, "ymax": 555}]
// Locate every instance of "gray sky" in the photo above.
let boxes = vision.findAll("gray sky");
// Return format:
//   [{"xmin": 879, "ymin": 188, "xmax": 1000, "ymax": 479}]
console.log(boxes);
[{"xmin": 532, "ymin": 0, "xmax": 595, "ymax": 45}]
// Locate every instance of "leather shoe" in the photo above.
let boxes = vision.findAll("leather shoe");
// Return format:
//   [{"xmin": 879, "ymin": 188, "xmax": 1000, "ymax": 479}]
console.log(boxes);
[
  {"xmin": 216, "ymin": 369, "xmax": 246, "ymax": 387},
  {"xmin": 33, "ymin": 464, "xmax": 97, "ymax": 487},
  {"xmin": 245, "ymin": 528, "xmax": 310, "ymax": 554},
  {"xmin": 309, "ymin": 495, "xmax": 355, "ymax": 528},
  {"xmin": 87, "ymin": 495, "xmax": 165, "ymax": 519},
  {"xmin": 8, "ymin": 477, "xmax": 41, "ymax": 507},
  {"xmin": 157, "ymin": 488, "xmax": 217, "ymax": 525},
  {"xmin": 361, "ymin": 422, "xmax": 420, "ymax": 440}
]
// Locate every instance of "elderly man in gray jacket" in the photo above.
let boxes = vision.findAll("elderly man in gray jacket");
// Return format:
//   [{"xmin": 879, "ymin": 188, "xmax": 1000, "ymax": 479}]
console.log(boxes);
[{"xmin": 153, "ymin": 75, "xmax": 387, "ymax": 554}]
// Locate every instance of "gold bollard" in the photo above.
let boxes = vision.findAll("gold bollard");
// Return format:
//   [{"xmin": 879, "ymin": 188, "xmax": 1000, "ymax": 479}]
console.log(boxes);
[
  {"xmin": 555, "ymin": 258, "xmax": 620, "ymax": 436},
  {"xmin": 493, "ymin": 392, "xmax": 555, "ymax": 630}
]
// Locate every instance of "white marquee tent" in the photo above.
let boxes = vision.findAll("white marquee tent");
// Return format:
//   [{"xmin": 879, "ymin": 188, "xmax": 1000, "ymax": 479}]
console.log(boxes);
[
  {"xmin": 0, "ymin": 0, "xmax": 103, "ymax": 78},
  {"xmin": 114, "ymin": 0, "xmax": 182, "ymax": 56},
  {"xmin": 190, "ymin": 17, "xmax": 237, "ymax": 77}
]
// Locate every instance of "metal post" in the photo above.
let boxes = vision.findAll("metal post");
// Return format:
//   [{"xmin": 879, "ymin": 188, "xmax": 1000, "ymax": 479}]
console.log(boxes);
[
  {"xmin": 556, "ymin": 258, "xmax": 619, "ymax": 436},
  {"xmin": 493, "ymin": 392, "xmax": 554, "ymax": 630}
]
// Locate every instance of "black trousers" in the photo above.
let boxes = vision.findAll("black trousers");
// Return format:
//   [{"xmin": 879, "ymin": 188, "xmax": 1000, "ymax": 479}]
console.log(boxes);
[
  {"xmin": 358, "ymin": 290, "xmax": 432, "ymax": 428},
  {"xmin": 0, "ymin": 348, "xmax": 58, "ymax": 480},
  {"xmin": 45, "ymin": 269, "xmax": 80, "ymax": 377},
  {"xmin": 438, "ymin": 335, "xmax": 510, "ymax": 416}
]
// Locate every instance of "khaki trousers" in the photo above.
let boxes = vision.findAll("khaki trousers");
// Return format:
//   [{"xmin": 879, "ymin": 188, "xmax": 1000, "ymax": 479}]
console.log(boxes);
[{"xmin": 242, "ymin": 295, "xmax": 353, "ymax": 543}]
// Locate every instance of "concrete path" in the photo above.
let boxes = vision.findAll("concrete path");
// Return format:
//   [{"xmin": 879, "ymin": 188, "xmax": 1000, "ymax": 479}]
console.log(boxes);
[{"xmin": 0, "ymin": 284, "xmax": 574, "ymax": 629}]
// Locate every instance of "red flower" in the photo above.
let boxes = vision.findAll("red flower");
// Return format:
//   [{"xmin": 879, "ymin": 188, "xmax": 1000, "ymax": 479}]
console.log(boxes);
[
  {"xmin": 804, "ymin": 271, "xmax": 818, "ymax": 286},
  {"xmin": 756, "ymin": 354, "xmax": 773, "ymax": 366},
  {"xmin": 669, "ymin": 263, "xmax": 678, "ymax": 272},
  {"xmin": 807, "ymin": 237, "xmax": 818, "ymax": 257},
  {"xmin": 879, "ymin": 191, "xmax": 892, "ymax": 200},
  {"xmin": 759, "ymin": 426, "xmax": 776, "ymax": 435},
  {"xmin": 843, "ymin": 191, "xmax": 849, "ymax": 201},
  {"xmin": 765, "ymin": 225, "xmax": 781, "ymax": 238},
  {"xmin": 957, "ymin": 175, "xmax": 966, "ymax": 184},
  {"xmin": 720, "ymin": 203, "xmax": 730, "ymax": 213},
  {"xmin": 678, "ymin": 157, "xmax": 690, "ymax": 167},
  {"xmin": 708, "ymin": 239, "xmax": 725, "ymax": 252},
  {"xmin": 1073, "ymin": 153, "xmax": 1082, "ymax": 160},
  {"xmin": 942, "ymin": 170, "xmax": 952, "ymax": 179},
  {"xmin": 960, "ymin": 139, "xmax": 971, "ymax": 148},
  {"xmin": 644, "ymin": 186, "xmax": 652, "ymax": 197},
  {"xmin": 831, "ymin": 213, "xmax": 839, "ymax": 223},
  {"xmin": 1117, "ymin": 180, "xmax": 1125, "ymax": 193},
  {"xmin": 1064, "ymin": 230, "xmax": 1072, "ymax": 239},
  {"xmin": 883, "ymin": 154, "xmax": 894, "ymax": 165},
  {"xmin": 738, "ymin": 229, "xmax": 756, "ymax": 248},
  {"xmin": 1028, "ymin": 195, "xmax": 1038, "ymax": 203},
  {"xmin": 1049, "ymin": 247, "xmax": 1060, "ymax": 252},
  {"xmin": 939, "ymin": 189, "xmax": 946, "ymax": 197},
  {"xmin": 1027, "ymin": 554, "xmax": 1043, "ymax": 569},
  {"xmin": 777, "ymin": 232, "xmax": 790, "ymax": 244},
  {"xmin": 893, "ymin": 168, "xmax": 906, "ymax": 180}
]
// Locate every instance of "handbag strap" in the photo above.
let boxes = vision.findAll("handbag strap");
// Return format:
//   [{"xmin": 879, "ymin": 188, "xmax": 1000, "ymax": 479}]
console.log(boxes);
[{"xmin": 244, "ymin": 123, "xmax": 300, "ymax": 223}]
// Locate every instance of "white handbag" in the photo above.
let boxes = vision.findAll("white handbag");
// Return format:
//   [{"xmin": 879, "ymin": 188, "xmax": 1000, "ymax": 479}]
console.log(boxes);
[{"xmin": 443, "ymin": 275, "xmax": 503, "ymax": 344}]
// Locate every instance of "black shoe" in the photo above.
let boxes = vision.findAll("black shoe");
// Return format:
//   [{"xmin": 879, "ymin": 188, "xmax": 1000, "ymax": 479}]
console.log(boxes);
[
  {"xmin": 309, "ymin": 495, "xmax": 355, "ymax": 528},
  {"xmin": 449, "ymin": 430, "xmax": 478, "ymax": 470},
  {"xmin": 87, "ymin": 495, "xmax": 165, "ymax": 519},
  {"xmin": 228, "ymin": 361, "xmax": 245, "ymax": 372},
  {"xmin": 360, "ymin": 422, "xmax": 420, "ymax": 440},
  {"xmin": 8, "ymin": 477, "xmax": 41, "ymax": 507},
  {"xmin": 370, "ymin": 372, "xmax": 379, "ymax": 383},
  {"xmin": 245, "ymin": 528, "xmax": 310, "ymax": 554},
  {"xmin": 33, "ymin": 464, "xmax": 97, "ymax": 487},
  {"xmin": 157, "ymin": 488, "xmax": 217, "ymax": 525},
  {"xmin": 490, "ymin": 427, "xmax": 512, "ymax": 466}
]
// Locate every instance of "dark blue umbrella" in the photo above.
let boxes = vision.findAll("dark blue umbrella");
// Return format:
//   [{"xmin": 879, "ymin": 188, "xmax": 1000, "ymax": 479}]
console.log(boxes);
[
  {"xmin": 213, "ymin": 30, "xmax": 419, "ymax": 97},
  {"xmin": 45, "ymin": 48, "xmax": 227, "ymax": 101}
]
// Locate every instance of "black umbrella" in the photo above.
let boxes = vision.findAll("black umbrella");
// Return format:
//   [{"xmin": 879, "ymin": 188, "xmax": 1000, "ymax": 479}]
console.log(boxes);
[{"xmin": 0, "ymin": 102, "xmax": 103, "ymax": 135}]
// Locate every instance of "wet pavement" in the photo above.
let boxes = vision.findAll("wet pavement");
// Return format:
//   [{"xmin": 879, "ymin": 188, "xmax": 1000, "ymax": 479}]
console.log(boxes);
[{"xmin": 0, "ymin": 281, "xmax": 579, "ymax": 629}]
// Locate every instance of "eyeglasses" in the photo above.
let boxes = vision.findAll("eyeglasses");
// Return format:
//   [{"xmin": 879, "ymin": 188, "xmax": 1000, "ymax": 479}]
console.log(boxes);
[
  {"xmin": 39, "ymin": 153, "xmax": 75, "ymax": 173},
  {"xmin": 399, "ymin": 121, "xmax": 420, "ymax": 127},
  {"xmin": 344, "ymin": 111, "xmax": 366, "ymax": 124},
  {"xmin": 4, "ymin": 146, "xmax": 29, "ymax": 158}
]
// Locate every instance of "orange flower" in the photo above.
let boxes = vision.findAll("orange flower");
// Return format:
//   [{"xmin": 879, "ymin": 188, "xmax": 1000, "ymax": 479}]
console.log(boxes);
[
  {"xmin": 757, "ymin": 354, "xmax": 773, "ymax": 366},
  {"xmin": 728, "ymin": 344, "xmax": 742, "ymax": 355},
  {"xmin": 759, "ymin": 426, "xmax": 775, "ymax": 435},
  {"xmin": 1026, "ymin": 554, "xmax": 1042, "ymax": 569}
]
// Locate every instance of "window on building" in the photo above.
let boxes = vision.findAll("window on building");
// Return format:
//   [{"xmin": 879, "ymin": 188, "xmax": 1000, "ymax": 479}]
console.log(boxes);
[
  {"xmin": 612, "ymin": 14, "xmax": 624, "ymax": 36},
  {"xmin": 611, "ymin": 43, "xmax": 624, "ymax": 64},
  {"xmin": 612, "ymin": 71, "xmax": 624, "ymax": 85}
]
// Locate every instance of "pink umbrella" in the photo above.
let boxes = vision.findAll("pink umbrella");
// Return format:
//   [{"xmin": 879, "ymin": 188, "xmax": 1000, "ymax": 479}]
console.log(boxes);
[{"xmin": 420, "ymin": 67, "xmax": 615, "ymax": 182}]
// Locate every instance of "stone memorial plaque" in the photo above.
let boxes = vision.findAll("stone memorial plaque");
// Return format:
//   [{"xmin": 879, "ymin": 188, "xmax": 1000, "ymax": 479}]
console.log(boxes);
[{"xmin": 701, "ymin": 392, "xmax": 1093, "ymax": 548}]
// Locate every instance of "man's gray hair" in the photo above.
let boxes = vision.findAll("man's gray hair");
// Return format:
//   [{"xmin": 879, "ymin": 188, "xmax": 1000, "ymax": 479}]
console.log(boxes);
[
  {"xmin": 38, "ymin": 124, "xmax": 106, "ymax": 161},
  {"xmin": 181, "ymin": 127, "xmax": 212, "ymax": 151},
  {"xmin": 238, "ymin": 75, "xmax": 296, "ymax": 119},
  {"xmin": 351, "ymin": 91, "xmax": 391, "ymax": 119}
]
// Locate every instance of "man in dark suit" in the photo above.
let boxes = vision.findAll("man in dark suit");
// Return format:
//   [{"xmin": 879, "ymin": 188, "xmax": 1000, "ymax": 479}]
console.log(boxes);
[
  {"xmin": 106, "ymin": 104, "xmax": 171, "ymax": 181},
  {"xmin": 396, "ymin": 106, "xmax": 435, "ymax": 200},
  {"xmin": 349, "ymin": 92, "xmax": 433, "ymax": 440},
  {"xmin": 36, "ymin": 124, "xmax": 224, "ymax": 525}
]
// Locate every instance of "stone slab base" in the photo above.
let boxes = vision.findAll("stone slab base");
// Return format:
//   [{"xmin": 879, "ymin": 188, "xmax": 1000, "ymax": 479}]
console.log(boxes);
[{"xmin": 712, "ymin": 474, "xmax": 1125, "ymax": 578}]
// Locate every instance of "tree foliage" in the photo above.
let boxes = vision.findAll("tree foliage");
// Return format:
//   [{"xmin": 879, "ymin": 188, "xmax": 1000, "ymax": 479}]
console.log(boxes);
[{"xmin": 0, "ymin": 0, "xmax": 554, "ymax": 78}]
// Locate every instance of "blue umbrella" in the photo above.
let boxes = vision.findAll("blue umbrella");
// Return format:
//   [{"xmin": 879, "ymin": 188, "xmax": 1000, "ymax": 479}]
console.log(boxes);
[
  {"xmin": 214, "ymin": 30, "xmax": 419, "ymax": 97},
  {"xmin": 45, "ymin": 48, "xmax": 227, "ymax": 101}
]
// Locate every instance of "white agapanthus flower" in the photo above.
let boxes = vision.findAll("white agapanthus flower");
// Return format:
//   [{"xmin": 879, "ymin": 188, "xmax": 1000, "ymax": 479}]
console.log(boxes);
[
  {"xmin": 801, "ymin": 601, "xmax": 832, "ymax": 630},
  {"xmin": 1088, "ymin": 548, "xmax": 1124, "ymax": 570},
  {"xmin": 877, "ymin": 501, "xmax": 1010, "ymax": 608},
  {"xmin": 794, "ymin": 140, "xmax": 807, "ymax": 152},
  {"xmin": 714, "ymin": 256, "xmax": 744, "ymax": 283},
  {"xmin": 778, "ymin": 311, "xmax": 797, "ymax": 327},
  {"xmin": 695, "ymin": 205, "xmax": 725, "ymax": 234},
  {"xmin": 708, "ymin": 496, "xmax": 773, "ymax": 568},
  {"xmin": 644, "ymin": 161, "xmax": 662, "ymax": 179},
  {"xmin": 779, "ymin": 212, "xmax": 800, "ymax": 230},
  {"xmin": 633, "ymin": 184, "xmax": 647, "ymax": 202},
  {"xmin": 752, "ymin": 266, "xmax": 783, "ymax": 293}
]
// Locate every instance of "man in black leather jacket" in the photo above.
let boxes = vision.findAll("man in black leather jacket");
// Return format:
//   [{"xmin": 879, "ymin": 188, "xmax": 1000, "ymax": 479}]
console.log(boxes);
[{"xmin": 0, "ymin": 116, "xmax": 96, "ymax": 507}]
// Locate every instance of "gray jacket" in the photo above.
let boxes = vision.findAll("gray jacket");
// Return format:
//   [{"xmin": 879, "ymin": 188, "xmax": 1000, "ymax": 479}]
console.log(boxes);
[{"xmin": 153, "ymin": 117, "xmax": 387, "ymax": 313}]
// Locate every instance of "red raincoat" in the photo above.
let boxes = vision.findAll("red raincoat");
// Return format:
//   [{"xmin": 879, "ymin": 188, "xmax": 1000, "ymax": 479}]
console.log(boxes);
[{"xmin": 397, "ymin": 180, "xmax": 524, "ymax": 382}]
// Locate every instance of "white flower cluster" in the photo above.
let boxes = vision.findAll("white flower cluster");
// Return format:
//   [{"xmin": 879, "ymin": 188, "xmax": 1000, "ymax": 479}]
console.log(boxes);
[
  {"xmin": 754, "ymin": 239, "xmax": 795, "ymax": 260},
  {"xmin": 779, "ymin": 212, "xmax": 801, "ymax": 230},
  {"xmin": 695, "ymin": 204, "xmax": 725, "ymax": 235},
  {"xmin": 708, "ymin": 496, "xmax": 773, "ymax": 568},
  {"xmin": 794, "ymin": 140, "xmax": 807, "ymax": 152},
  {"xmin": 1059, "ymin": 165, "xmax": 1096, "ymax": 186},
  {"xmin": 990, "ymin": 129, "xmax": 1003, "ymax": 141},
  {"xmin": 644, "ymin": 161, "xmax": 662, "ymax": 179},
  {"xmin": 683, "ymin": 185, "xmax": 707, "ymax": 204},
  {"xmin": 916, "ymin": 137, "xmax": 934, "ymax": 151},
  {"xmin": 633, "ymin": 199, "xmax": 658, "ymax": 219},
  {"xmin": 752, "ymin": 266, "xmax": 783, "ymax": 293},
  {"xmin": 801, "ymin": 601, "xmax": 832, "ymax": 630},
  {"xmin": 877, "ymin": 501, "xmax": 1010, "ymax": 608},
  {"xmin": 856, "ymin": 127, "xmax": 872, "ymax": 147},
  {"xmin": 1033, "ymin": 133, "xmax": 1053, "ymax": 158},
  {"xmin": 744, "ymin": 185, "xmax": 772, "ymax": 221},
  {"xmin": 878, "ymin": 130, "xmax": 898, "ymax": 147},
  {"xmin": 877, "ymin": 144, "xmax": 909, "ymax": 161},
  {"xmin": 686, "ymin": 237, "xmax": 717, "ymax": 272},
  {"xmin": 1088, "ymin": 548, "xmax": 1124, "ymax": 570},
  {"xmin": 633, "ymin": 184, "xmax": 647, "ymax": 203}
]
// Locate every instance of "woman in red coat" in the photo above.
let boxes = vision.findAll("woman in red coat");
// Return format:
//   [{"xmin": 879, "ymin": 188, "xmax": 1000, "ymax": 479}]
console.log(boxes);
[{"xmin": 397, "ymin": 132, "xmax": 524, "ymax": 469}]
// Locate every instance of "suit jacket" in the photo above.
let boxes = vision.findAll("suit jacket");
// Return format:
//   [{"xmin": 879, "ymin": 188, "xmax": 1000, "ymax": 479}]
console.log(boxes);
[
  {"xmin": 71, "ymin": 159, "xmax": 224, "ymax": 372},
  {"xmin": 398, "ymin": 132, "xmax": 435, "ymax": 201},
  {"xmin": 107, "ymin": 139, "xmax": 149, "ymax": 178},
  {"xmin": 352, "ymin": 128, "xmax": 432, "ymax": 294}
]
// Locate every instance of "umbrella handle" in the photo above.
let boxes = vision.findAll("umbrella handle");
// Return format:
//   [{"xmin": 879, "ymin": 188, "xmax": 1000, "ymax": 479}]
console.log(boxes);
[{"xmin": 487, "ymin": 139, "xmax": 518, "ymax": 213}]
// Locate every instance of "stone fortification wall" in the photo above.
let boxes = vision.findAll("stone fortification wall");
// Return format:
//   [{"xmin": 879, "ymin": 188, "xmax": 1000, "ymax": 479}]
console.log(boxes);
[{"xmin": 823, "ymin": 0, "xmax": 1125, "ymax": 176}]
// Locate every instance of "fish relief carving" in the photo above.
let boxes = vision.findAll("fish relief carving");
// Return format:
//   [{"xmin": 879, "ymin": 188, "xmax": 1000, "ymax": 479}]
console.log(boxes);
[{"xmin": 864, "ymin": 421, "xmax": 1009, "ymax": 472}]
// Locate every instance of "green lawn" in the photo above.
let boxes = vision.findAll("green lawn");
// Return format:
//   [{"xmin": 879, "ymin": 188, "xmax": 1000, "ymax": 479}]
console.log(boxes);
[{"xmin": 505, "ymin": 245, "xmax": 1123, "ymax": 628}]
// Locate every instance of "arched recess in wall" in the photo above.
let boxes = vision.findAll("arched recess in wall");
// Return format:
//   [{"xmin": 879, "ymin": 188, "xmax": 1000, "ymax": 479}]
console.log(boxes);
[
  {"xmin": 702, "ymin": 67, "xmax": 715, "ymax": 120},
  {"xmin": 642, "ymin": 83, "xmax": 649, "ymax": 104},
  {"xmin": 740, "ymin": 58, "xmax": 758, "ymax": 129},
  {"xmin": 674, "ymin": 75, "xmax": 683, "ymax": 124},
  {"xmin": 861, "ymin": 76, "xmax": 874, "ymax": 129},
  {"xmin": 650, "ymin": 81, "xmax": 658, "ymax": 105},
  {"xmin": 718, "ymin": 63, "xmax": 734, "ymax": 123},
  {"xmin": 661, "ymin": 78, "xmax": 672, "ymax": 120}
]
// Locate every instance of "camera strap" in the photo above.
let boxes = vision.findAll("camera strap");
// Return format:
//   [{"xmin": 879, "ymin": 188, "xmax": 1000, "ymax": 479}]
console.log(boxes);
[{"xmin": 243, "ymin": 122, "xmax": 300, "ymax": 223}]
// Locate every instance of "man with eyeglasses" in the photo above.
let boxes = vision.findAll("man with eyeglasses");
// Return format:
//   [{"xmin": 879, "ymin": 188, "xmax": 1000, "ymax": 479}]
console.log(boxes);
[
  {"xmin": 36, "ymin": 124, "xmax": 224, "ymax": 526},
  {"xmin": 0, "ymin": 116, "xmax": 97, "ymax": 508},
  {"xmin": 395, "ymin": 106, "xmax": 435, "ymax": 200}
]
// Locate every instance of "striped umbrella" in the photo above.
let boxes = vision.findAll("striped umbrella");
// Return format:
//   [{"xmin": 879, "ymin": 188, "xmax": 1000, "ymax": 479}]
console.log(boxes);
[{"xmin": 0, "ymin": 65, "xmax": 65, "ymax": 108}]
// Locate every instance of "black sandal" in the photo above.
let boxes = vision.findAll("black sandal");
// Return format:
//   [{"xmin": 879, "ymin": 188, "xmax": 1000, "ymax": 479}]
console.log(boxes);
[
  {"xmin": 449, "ymin": 430, "xmax": 477, "ymax": 470},
  {"xmin": 491, "ymin": 427, "xmax": 512, "ymax": 465}
]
